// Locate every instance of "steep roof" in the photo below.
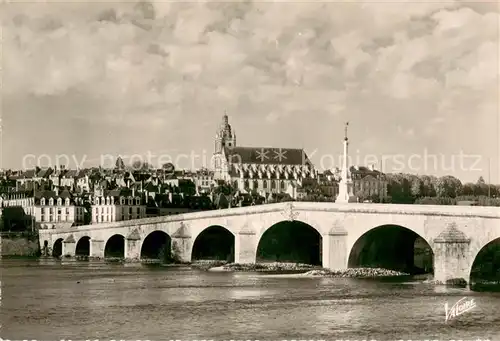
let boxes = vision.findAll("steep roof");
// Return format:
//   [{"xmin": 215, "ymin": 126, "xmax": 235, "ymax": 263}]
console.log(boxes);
[
  {"xmin": 223, "ymin": 146, "xmax": 311, "ymax": 166},
  {"xmin": 350, "ymin": 166, "xmax": 385, "ymax": 180},
  {"xmin": 37, "ymin": 168, "xmax": 53, "ymax": 178},
  {"xmin": 104, "ymin": 188, "xmax": 134, "ymax": 198},
  {"xmin": 21, "ymin": 169, "xmax": 37, "ymax": 179}
]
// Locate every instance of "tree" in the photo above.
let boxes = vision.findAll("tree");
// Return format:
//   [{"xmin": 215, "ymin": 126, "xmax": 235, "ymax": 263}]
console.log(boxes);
[
  {"xmin": 386, "ymin": 173, "xmax": 414, "ymax": 203},
  {"xmin": 446, "ymin": 175, "xmax": 463, "ymax": 198},
  {"xmin": 420, "ymin": 175, "xmax": 435, "ymax": 197},
  {"xmin": 83, "ymin": 200, "xmax": 92, "ymax": 225},
  {"xmin": 433, "ymin": 177, "xmax": 447, "ymax": 197},
  {"xmin": 474, "ymin": 176, "xmax": 489, "ymax": 196},
  {"xmin": 411, "ymin": 177, "xmax": 423, "ymax": 198},
  {"xmin": 435, "ymin": 175, "xmax": 463, "ymax": 198},
  {"xmin": 1, "ymin": 207, "xmax": 30, "ymax": 232}
]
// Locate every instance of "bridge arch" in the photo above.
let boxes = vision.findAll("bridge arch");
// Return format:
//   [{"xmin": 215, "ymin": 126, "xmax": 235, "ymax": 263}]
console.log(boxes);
[
  {"xmin": 75, "ymin": 236, "xmax": 91, "ymax": 257},
  {"xmin": 256, "ymin": 220, "xmax": 322, "ymax": 265},
  {"xmin": 52, "ymin": 238, "xmax": 63, "ymax": 257},
  {"xmin": 348, "ymin": 224, "xmax": 434, "ymax": 275},
  {"xmin": 140, "ymin": 231, "xmax": 172, "ymax": 262},
  {"xmin": 469, "ymin": 236, "xmax": 500, "ymax": 287},
  {"xmin": 192, "ymin": 225, "xmax": 235, "ymax": 262},
  {"xmin": 104, "ymin": 234, "xmax": 125, "ymax": 259}
]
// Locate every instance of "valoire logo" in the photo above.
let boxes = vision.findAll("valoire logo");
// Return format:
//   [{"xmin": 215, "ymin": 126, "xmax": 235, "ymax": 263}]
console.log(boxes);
[{"xmin": 445, "ymin": 297, "xmax": 477, "ymax": 322}]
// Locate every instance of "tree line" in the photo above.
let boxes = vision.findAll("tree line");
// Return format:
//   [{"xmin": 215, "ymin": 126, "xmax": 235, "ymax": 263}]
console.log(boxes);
[{"xmin": 381, "ymin": 174, "xmax": 500, "ymax": 206}]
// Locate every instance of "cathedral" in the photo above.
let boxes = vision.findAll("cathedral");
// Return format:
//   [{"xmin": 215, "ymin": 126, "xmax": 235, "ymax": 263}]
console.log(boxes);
[{"xmin": 212, "ymin": 114, "xmax": 316, "ymax": 197}]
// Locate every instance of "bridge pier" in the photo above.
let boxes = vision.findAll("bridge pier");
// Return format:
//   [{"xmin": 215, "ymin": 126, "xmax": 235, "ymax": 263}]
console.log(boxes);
[
  {"xmin": 322, "ymin": 227, "xmax": 348, "ymax": 270},
  {"xmin": 90, "ymin": 239, "xmax": 105, "ymax": 259},
  {"xmin": 234, "ymin": 231, "xmax": 256, "ymax": 263},
  {"xmin": 433, "ymin": 223, "xmax": 471, "ymax": 285},
  {"xmin": 172, "ymin": 236, "xmax": 191, "ymax": 262},
  {"xmin": 125, "ymin": 237, "xmax": 141, "ymax": 260},
  {"xmin": 62, "ymin": 239, "xmax": 76, "ymax": 257}
]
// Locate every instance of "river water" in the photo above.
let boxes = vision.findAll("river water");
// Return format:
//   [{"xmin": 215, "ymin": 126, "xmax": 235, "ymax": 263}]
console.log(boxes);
[{"xmin": 2, "ymin": 259, "xmax": 500, "ymax": 341}]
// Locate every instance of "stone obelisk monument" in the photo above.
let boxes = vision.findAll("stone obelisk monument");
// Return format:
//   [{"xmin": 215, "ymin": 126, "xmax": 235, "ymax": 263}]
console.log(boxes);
[{"xmin": 336, "ymin": 122, "xmax": 356, "ymax": 203}]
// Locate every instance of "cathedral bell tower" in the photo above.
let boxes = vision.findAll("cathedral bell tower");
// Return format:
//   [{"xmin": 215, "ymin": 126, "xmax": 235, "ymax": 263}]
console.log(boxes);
[{"xmin": 214, "ymin": 111, "xmax": 237, "ymax": 153}]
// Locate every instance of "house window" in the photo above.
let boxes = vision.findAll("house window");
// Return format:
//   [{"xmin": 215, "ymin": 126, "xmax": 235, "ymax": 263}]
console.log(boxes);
[
  {"xmin": 57, "ymin": 216, "xmax": 61, "ymax": 222},
  {"xmin": 263, "ymin": 180, "xmax": 267, "ymax": 189},
  {"xmin": 50, "ymin": 208, "xmax": 54, "ymax": 214},
  {"xmin": 65, "ymin": 198, "xmax": 70, "ymax": 206},
  {"xmin": 136, "ymin": 199, "xmax": 140, "ymax": 205},
  {"xmin": 49, "ymin": 215, "xmax": 53, "ymax": 222},
  {"xmin": 136, "ymin": 207, "xmax": 140, "ymax": 214},
  {"xmin": 66, "ymin": 215, "xmax": 69, "ymax": 221},
  {"xmin": 41, "ymin": 215, "xmax": 45, "ymax": 222},
  {"xmin": 57, "ymin": 198, "xmax": 62, "ymax": 206},
  {"xmin": 66, "ymin": 208, "xmax": 69, "ymax": 214},
  {"xmin": 41, "ymin": 208, "xmax": 46, "ymax": 215},
  {"xmin": 129, "ymin": 207, "xmax": 132, "ymax": 214},
  {"xmin": 281, "ymin": 181, "xmax": 285, "ymax": 189}
]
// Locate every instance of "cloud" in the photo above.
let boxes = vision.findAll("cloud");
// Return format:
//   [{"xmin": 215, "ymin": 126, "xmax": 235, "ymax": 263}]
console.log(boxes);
[{"xmin": 2, "ymin": 0, "xmax": 499, "ymax": 182}]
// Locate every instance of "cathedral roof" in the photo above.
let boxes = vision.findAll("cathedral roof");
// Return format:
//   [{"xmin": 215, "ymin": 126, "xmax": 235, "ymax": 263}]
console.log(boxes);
[{"xmin": 223, "ymin": 146, "xmax": 311, "ymax": 166}]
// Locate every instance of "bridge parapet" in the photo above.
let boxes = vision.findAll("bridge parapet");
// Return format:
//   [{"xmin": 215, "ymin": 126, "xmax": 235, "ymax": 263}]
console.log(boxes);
[{"xmin": 40, "ymin": 202, "xmax": 500, "ymax": 236}]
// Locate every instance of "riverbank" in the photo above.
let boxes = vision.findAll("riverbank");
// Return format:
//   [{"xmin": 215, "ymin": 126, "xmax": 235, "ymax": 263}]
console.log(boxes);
[
  {"xmin": 207, "ymin": 262, "xmax": 320, "ymax": 272},
  {"xmin": 204, "ymin": 262, "xmax": 409, "ymax": 278},
  {"xmin": 300, "ymin": 268, "xmax": 409, "ymax": 278},
  {"xmin": 190, "ymin": 260, "xmax": 228, "ymax": 270}
]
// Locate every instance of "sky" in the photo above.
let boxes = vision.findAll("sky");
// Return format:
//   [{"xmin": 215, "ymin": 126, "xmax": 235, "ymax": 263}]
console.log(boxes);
[{"xmin": 1, "ymin": 0, "xmax": 499, "ymax": 184}]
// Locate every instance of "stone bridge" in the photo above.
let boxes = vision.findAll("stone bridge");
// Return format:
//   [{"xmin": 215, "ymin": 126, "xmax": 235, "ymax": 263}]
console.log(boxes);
[{"xmin": 39, "ymin": 202, "xmax": 500, "ymax": 284}]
